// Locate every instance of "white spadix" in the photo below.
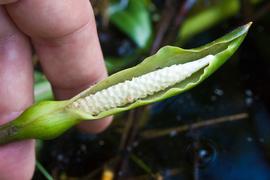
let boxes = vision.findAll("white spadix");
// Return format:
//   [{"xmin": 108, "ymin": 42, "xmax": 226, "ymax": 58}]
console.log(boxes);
[{"xmin": 72, "ymin": 55, "xmax": 215, "ymax": 115}]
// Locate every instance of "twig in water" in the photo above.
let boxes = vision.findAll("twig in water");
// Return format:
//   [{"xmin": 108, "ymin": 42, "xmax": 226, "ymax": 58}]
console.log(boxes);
[
  {"xmin": 150, "ymin": 0, "xmax": 197, "ymax": 54},
  {"xmin": 141, "ymin": 113, "xmax": 249, "ymax": 140}
]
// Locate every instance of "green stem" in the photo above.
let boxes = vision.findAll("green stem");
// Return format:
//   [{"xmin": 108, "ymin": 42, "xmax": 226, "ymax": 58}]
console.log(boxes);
[
  {"xmin": 0, "ymin": 101, "xmax": 81, "ymax": 145},
  {"xmin": 0, "ymin": 122, "xmax": 19, "ymax": 144}
]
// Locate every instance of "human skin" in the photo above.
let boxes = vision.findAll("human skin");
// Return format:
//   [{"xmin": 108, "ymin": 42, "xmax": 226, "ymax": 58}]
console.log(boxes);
[{"xmin": 0, "ymin": 0, "xmax": 112, "ymax": 179}]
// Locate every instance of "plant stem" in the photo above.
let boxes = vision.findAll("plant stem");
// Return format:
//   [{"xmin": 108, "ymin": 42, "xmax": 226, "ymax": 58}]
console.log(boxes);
[
  {"xmin": 0, "ymin": 122, "xmax": 18, "ymax": 144},
  {"xmin": 141, "ymin": 113, "xmax": 249, "ymax": 139}
]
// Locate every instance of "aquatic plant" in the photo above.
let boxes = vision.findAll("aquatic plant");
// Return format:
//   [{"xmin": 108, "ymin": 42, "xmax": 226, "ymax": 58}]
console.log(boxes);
[{"xmin": 0, "ymin": 22, "xmax": 251, "ymax": 144}]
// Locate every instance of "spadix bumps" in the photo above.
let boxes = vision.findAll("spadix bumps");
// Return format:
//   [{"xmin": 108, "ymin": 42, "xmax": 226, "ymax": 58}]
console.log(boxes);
[{"xmin": 72, "ymin": 55, "xmax": 214, "ymax": 115}]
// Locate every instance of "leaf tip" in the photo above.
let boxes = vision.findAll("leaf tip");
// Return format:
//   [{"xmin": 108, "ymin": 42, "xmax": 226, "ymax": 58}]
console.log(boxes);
[{"xmin": 244, "ymin": 21, "xmax": 253, "ymax": 31}]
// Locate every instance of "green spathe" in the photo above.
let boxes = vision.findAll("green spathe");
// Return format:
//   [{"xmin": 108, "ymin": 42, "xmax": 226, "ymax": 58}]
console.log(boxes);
[{"xmin": 0, "ymin": 22, "xmax": 252, "ymax": 144}]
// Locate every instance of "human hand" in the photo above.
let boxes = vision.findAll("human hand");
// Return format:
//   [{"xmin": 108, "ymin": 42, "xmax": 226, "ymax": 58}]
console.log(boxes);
[{"xmin": 0, "ymin": 0, "xmax": 112, "ymax": 179}]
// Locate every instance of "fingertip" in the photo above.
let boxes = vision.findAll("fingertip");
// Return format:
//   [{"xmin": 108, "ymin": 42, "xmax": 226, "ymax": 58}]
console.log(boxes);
[
  {"xmin": 0, "ymin": 140, "xmax": 35, "ymax": 180},
  {"xmin": 77, "ymin": 116, "xmax": 113, "ymax": 134}
]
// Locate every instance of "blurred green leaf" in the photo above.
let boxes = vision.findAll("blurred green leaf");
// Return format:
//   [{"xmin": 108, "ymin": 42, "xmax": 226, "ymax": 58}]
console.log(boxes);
[
  {"xmin": 109, "ymin": 0, "xmax": 152, "ymax": 48},
  {"xmin": 34, "ymin": 71, "xmax": 47, "ymax": 83},
  {"xmin": 34, "ymin": 81, "xmax": 53, "ymax": 102},
  {"xmin": 34, "ymin": 71, "xmax": 53, "ymax": 102},
  {"xmin": 179, "ymin": 0, "xmax": 240, "ymax": 43}
]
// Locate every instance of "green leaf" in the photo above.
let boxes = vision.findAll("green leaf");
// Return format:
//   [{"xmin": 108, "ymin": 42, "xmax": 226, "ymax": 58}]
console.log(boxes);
[
  {"xmin": 34, "ymin": 71, "xmax": 53, "ymax": 102},
  {"xmin": 109, "ymin": 0, "xmax": 152, "ymax": 48},
  {"xmin": 34, "ymin": 81, "xmax": 53, "ymax": 102},
  {"xmin": 0, "ymin": 23, "xmax": 251, "ymax": 144},
  {"xmin": 179, "ymin": 0, "xmax": 240, "ymax": 43}
]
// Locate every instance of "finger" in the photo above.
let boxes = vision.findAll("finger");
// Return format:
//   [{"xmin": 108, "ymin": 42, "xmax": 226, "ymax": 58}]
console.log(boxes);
[
  {"xmin": 6, "ymin": 0, "xmax": 112, "ymax": 133},
  {"xmin": 0, "ymin": 0, "xmax": 17, "ymax": 5},
  {"xmin": 0, "ymin": 7, "xmax": 35, "ymax": 180}
]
